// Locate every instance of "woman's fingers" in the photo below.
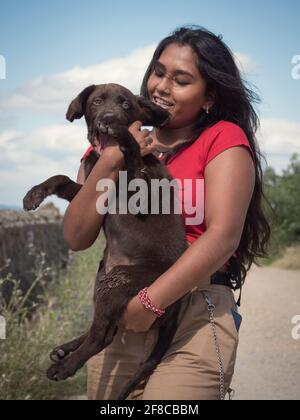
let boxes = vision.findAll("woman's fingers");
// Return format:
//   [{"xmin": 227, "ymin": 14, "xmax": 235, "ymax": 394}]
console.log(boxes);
[
  {"xmin": 140, "ymin": 134, "xmax": 155, "ymax": 156},
  {"xmin": 128, "ymin": 120, "xmax": 142, "ymax": 136},
  {"xmin": 128, "ymin": 121, "xmax": 155, "ymax": 156},
  {"xmin": 144, "ymin": 135, "xmax": 153, "ymax": 145},
  {"xmin": 93, "ymin": 121, "xmax": 157, "ymax": 160}
]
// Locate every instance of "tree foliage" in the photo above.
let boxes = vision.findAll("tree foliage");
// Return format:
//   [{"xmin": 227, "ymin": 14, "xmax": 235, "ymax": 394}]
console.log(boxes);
[{"xmin": 263, "ymin": 153, "xmax": 300, "ymax": 259}]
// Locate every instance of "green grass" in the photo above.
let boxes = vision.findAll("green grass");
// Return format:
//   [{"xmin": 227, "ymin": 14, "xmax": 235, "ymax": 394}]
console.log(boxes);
[{"xmin": 0, "ymin": 236, "xmax": 105, "ymax": 400}]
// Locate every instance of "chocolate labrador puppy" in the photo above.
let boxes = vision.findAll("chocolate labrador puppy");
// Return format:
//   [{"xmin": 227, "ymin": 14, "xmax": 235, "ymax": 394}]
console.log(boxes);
[{"xmin": 23, "ymin": 83, "xmax": 187, "ymax": 400}]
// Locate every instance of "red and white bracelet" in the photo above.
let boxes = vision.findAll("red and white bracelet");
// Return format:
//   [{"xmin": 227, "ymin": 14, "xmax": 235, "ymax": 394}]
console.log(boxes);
[{"xmin": 138, "ymin": 287, "xmax": 166, "ymax": 317}]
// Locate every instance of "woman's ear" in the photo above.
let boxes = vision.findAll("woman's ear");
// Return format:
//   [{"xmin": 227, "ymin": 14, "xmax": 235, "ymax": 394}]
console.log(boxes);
[
  {"xmin": 66, "ymin": 85, "xmax": 96, "ymax": 122},
  {"xmin": 203, "ymin": 100, "xmax": 214, "ymax": 113},
  {"xmin": 136, "ymin": 96, "xmax": 171, "ymax": 127},
  {"xmin": 203, "ymin": 91, "xmax": 216, "ymax": 113}
]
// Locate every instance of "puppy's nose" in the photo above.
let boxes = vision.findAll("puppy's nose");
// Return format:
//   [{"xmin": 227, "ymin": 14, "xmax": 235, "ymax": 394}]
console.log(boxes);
[{"xmin": 102, "ymin": 113, "xmax": 115, "ymax": 125}]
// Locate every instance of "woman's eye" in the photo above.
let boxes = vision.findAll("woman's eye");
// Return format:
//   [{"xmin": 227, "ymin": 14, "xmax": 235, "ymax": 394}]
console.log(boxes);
[
  {"xmin": 175, "ymin": 79, "xmax": 189, "ymax": 86},
  {"xmin": 122, "ymin": 101, "xmax": 130, "ymax": 109},
  {"xmin": 154, "ymin": 67, "xmax": 164, "ymax": 77},
  {"xmin": 93, "ymin": 98, "xmax": 104, "ymax": 106}
]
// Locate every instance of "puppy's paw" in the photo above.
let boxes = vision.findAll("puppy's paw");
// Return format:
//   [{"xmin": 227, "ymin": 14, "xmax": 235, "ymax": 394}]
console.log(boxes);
[
  {"xmin": 49, "ymin": 347, "xmax": 67, "ymax": 363},
  {"xmin": 23, "ymin": 186, "xmax": 48, "ymax": 211},
  {"xmin": 46, "ymin": 360, "xmax": 77, "ymax": 382}
]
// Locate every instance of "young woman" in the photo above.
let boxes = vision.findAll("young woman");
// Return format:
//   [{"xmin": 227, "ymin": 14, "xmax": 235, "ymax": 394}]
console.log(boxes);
[{"xmin": 64, "ymin": 26, "xmax": 271, "ymax": 400}]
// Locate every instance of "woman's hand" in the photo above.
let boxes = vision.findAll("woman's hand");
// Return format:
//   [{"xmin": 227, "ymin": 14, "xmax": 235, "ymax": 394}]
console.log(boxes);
[
  {"xmin": 128, "ymin": 121, "xmax": 156, "ymax": 157},
  {"xmin": 100, "ymin": 137, "xmax": 125, "ymax": 170},
  {"xmin": 118, "ymin": 295, "xmax": 157, "ymax": 332},
  {"xmin": 97, "ymin": 120, "xmax": 155, "ymax": 170}
]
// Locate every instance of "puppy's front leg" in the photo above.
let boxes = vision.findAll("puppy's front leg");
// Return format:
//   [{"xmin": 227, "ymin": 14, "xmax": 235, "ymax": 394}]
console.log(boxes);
[
  {"xmin": 23, "ymin": 175, "xmax": 81, "ymax": 210},
  {"xmin": 110, "ymin": 125, "xmax": 144, "ymax": 179}
]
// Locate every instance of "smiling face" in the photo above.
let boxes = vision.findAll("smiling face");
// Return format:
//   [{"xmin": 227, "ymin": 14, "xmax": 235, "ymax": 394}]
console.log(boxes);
[{"xmin": 147, "ymin": 43, "xmax": 212, "ymax": 129}]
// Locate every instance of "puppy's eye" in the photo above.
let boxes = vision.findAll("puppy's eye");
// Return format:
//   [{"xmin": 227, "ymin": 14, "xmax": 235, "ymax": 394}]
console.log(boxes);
[
  {"xmin": 122, "ymin": 101, "xmax": 130, "ymax": 110},
  {"xmin": 93, "ymin": 98, "xmax": 104, "ymax": 106}
]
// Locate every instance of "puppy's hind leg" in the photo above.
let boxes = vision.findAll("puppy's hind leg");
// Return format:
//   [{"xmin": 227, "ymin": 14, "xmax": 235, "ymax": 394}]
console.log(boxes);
[
  {"xmin": 46, "ymin": 265, "xmax": 155, "ymax": 382},
  {"xmin": 46, "ymin": 322, "xmax": 118, "ymax": 382},
  {"xmin": 49, "ymin": 332, "xmax": 88, "ymax": 363}
]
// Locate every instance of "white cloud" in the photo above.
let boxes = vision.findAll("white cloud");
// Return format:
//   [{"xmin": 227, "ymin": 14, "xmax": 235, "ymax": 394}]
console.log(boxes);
[
  {"xmin": 0, "ymin": 122, "xmax": 89, "ymax": 210},
  {"xmin": 0, "ymin": 123, "xmax": 88, "ymax": 171},
  {"xmin": 234, "ymin": 52, "xmax": 259, "ymax": 75},
  {"xmin": 0, "ymin": 122, "xmax": 90, "ymax": 212},
  {"xmin": 1, "ymin": 45, "xmax": 156, "ymax": 114},
  {"xmin": 258, "ymin": 118, "xmax": 300, "ymax": 173},
  {"xmin": 0, "ymin": 130, "xmax": 23, "ymax": 147}
]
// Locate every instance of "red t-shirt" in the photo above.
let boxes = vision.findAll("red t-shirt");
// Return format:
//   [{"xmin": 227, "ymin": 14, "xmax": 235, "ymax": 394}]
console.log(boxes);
[
  {"xmin": 81, "ymin": 146, "xmax": 94, "ymax": 161},
  {"xmin": 159, "ymin": 120, "xmax": 254, "ymax": 244},
  {"xmin": 81, "ymin": 120, "xmax": 254, "ymax": 249}
]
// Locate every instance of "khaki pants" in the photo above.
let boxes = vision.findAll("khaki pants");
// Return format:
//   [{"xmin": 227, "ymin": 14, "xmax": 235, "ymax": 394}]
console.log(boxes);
[{"xmin": 87, "ymin": 284, "xmax": 240, "ymax": 400}]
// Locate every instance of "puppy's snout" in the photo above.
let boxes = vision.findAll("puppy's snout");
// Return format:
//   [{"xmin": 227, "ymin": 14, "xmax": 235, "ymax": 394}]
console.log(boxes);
[
  {"xmin": 97, "ymin": 113, "xmax": 116, "ymax": 134},
  {"xmin": 102, "ymin": 113, "xmax": 115, "ymax": 125},
  {"xmin": 97, "ymin": 120, "xmax": 107, "ymax": 134}
]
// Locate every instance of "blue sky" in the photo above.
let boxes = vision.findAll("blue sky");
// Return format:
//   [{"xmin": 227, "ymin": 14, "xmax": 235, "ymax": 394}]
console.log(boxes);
[{"xmin": 0, "ymin": 0, "xmax": 299, "ymax": 210}]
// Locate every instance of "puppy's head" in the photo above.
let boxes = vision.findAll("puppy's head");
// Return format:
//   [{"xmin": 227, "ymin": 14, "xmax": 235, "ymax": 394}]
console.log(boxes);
[{"xmin": 66, "ymin": 83, "xmax": 170, "ymax": 153}]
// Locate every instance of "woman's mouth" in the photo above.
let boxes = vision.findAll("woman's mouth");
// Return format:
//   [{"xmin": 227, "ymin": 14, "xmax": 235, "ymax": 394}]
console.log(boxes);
[{"xmin": 153, "ymin": 96, "xmax": 175, "ymax": 110}]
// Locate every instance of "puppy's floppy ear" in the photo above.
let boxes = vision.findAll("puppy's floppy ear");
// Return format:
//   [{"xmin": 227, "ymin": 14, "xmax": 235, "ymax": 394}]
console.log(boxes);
[
  {"xmin": 66, "ymin": 85, "xmax": 96, "ymax": 122},
  {"xmin": 136, "ymin": 96, "xmax": 171, "ymax": 128}
]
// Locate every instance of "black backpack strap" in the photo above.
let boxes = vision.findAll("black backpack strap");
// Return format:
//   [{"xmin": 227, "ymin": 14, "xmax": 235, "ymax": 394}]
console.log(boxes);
[
  {"xmin": 210, "ymin": 256, "xmax": 243, "ymax": 306},
  {"xmin": 228, "ymin": 256, "xmax": 243, "ymax": 307}
]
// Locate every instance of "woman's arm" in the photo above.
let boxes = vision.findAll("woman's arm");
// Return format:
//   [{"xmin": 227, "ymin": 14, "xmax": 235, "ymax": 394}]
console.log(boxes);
[
  {"xmin": 63, "ymin": 144, "xmax": 124, "ymax": 251},
  {"xmin": 147, "ymin": 146, "xmax": 255, "ymax": 310}
]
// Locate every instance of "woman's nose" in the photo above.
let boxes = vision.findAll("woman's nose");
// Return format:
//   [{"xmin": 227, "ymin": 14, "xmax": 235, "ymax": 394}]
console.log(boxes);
[{"xmin": 156, "ymin": 76, "xmax": 171, "ymax": 95}]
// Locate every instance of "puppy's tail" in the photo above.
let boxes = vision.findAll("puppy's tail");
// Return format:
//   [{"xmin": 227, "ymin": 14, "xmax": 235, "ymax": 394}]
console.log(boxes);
[{"xmin": 116, "ymin": 301, "xmax": 181, "ymax": 400}]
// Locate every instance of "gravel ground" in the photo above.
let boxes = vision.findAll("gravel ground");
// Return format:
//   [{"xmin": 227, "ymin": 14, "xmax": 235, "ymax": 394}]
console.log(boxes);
[{"xmin": 231, "ymin": 265, "xmax": 300, "ymax": 400}]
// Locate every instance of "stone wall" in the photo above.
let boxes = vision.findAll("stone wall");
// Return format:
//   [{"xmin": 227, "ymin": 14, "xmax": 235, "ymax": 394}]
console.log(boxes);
[{"xmin": 0, "ymin": 203, "xmax": 69, "ymax": 302}]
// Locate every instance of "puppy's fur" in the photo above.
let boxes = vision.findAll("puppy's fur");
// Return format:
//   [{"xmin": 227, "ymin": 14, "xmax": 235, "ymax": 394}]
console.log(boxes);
[{"xmin": 23, "ymin": 84, "xmax": 187, "ymax": 400}]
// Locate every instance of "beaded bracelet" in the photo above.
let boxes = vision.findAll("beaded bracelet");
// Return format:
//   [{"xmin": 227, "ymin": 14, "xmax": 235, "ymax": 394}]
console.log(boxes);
[{"xmin": 138, "ymin": 287, "xmax": 166, "ymax": 317}]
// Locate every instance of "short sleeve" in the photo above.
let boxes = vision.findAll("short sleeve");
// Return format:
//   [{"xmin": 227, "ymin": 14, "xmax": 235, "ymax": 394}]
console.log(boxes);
[
  {"xmin": 80, "ymin": 146, "xmax": 94, "ymax": 162},
  {"xmin": 205, "ymin": 122, "xmax": 255, "ymax": 167}
]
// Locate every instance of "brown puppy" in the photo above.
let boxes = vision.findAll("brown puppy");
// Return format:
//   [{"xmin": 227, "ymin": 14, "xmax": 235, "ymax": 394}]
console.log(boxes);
[{"xmin": 23, "ymin": 84, "xmax": 187, "ymax": 400}]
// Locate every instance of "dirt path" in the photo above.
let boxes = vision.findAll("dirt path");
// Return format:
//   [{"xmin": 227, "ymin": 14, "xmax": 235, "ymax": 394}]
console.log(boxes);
[{"xmin": 231, "ymin": 265, "xmax": 300, "ymax": 400}]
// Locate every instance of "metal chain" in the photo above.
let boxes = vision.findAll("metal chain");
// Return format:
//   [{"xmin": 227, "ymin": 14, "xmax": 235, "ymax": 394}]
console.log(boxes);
[{"xmin": 202, "ymin": 292, "xmax": 225, "ymax": 400}]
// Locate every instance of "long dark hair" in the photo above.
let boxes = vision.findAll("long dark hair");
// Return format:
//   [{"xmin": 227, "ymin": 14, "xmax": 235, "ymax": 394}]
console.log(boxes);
[{"xmin": 141, "ymin": 26, "xmax": 271, "ymax": 281}]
